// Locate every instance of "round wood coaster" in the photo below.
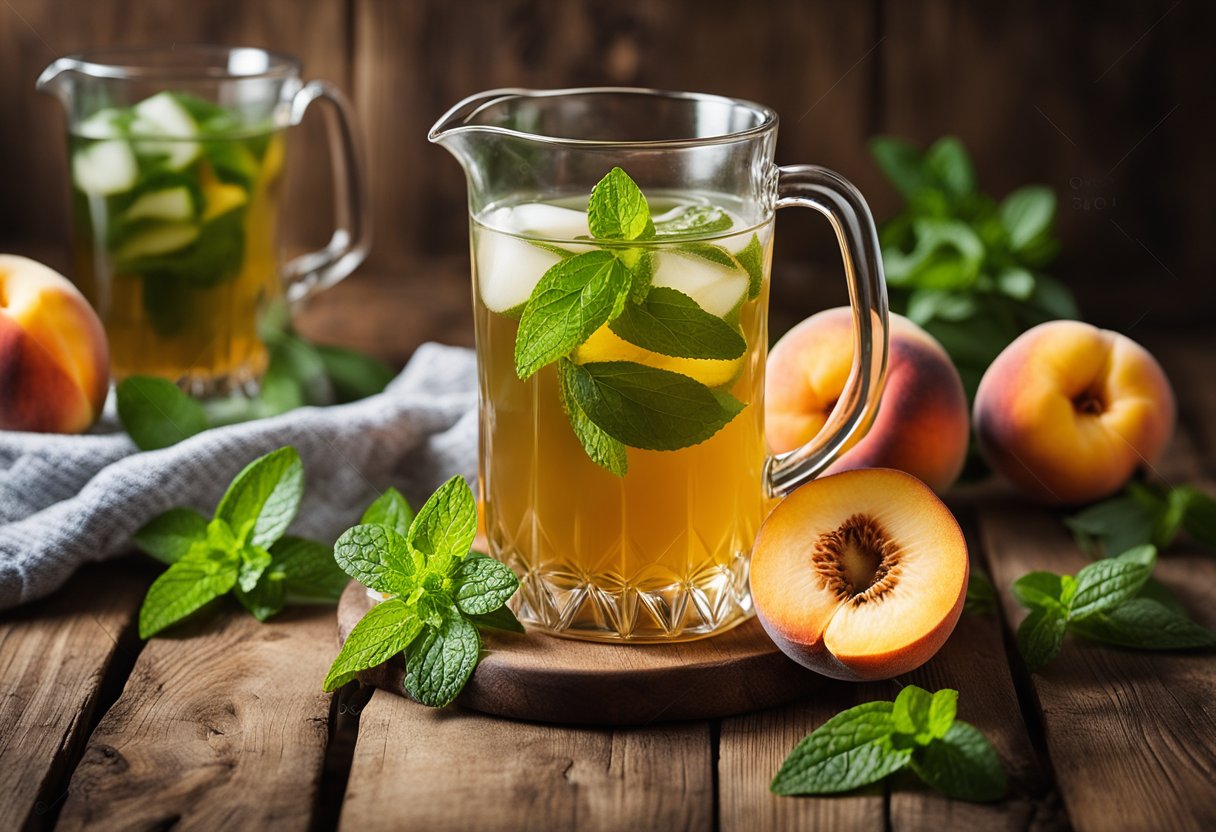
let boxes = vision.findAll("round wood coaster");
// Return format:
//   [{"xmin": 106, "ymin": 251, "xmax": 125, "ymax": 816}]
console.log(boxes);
[{"xmin": 336, "ymin": 580, "xmax": 823, "ymax": 725}]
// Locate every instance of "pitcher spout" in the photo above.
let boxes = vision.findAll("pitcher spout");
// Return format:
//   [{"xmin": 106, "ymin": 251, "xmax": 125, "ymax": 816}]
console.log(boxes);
[
  {"xmin": 427, "ymin": 88, "xmax": 531, "ymax": 148},
  {"xmin": 35, "ymin": 57, "xmax": 83, "ymax": 106}
]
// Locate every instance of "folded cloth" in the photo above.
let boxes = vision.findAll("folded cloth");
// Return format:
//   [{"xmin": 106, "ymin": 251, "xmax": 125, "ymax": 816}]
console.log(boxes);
[{"xmin": 0, "ymin": 343, "xmax": 479, "ymax": 610}]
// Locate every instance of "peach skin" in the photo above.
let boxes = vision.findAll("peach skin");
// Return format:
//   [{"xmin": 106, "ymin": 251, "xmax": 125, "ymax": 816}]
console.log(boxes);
[
  {"xmin": 0, "ymin": 254, "xmax": 109, "ymax": 433},
  {"xmin": 973, "ymin": 320, "xmax": 1175, "ymax": 505},
  {"xmin": 766, "ymin": 307, "xmax": 970, "ymax": 493}
]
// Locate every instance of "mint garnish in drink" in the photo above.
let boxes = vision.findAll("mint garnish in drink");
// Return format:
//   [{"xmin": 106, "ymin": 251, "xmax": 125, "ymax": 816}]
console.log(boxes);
[
  {"xmin": 509, "ymin": 166, "xmax": 764, "ymax": 476},
  {"xmin": 323, "ymin": 476, "xmax": 522, "ymax": 707}
]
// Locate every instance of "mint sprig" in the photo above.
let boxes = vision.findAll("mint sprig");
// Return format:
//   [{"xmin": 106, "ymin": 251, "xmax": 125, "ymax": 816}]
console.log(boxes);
[
  {"xmin": 1012, "ymin": 546, "xmax": 1216, "ymax": 671},
  {"xmin": 323, "ymin": 476, "xmax": 522, "ymax": 707},
  {"xmin": 772, "ymin": 686, "xmax": 1005, "ymax": 803},
  {"xmin": 1066, "ymin": 481, "xmax": 1216, "ymax": 557},
  {"xmin": 510, "ymin": 166, "xmax": 762, "ymax": 476},
  {"xmin": 134, "ymin": 446, "xmax": 349, "ymax": 636}
]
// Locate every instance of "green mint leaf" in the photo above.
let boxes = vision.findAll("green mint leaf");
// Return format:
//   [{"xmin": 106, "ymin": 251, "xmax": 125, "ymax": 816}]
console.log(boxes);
[
  {"xmin": 454, "ymin": 556, "xmax": 519, "ymax": 615},
  {"xmin": 139, "ymin": 549, "xmax": 239, "ymax": 638},
  {"xmin": 653, "ymin": 205, "xmax": 733, "ymax": 238},
  {"xmin": 892, "ymin": 685, "xmax": 936, "ymax": 744},
  {"xmin": 215, "ymin": 446, "xmax": 304, "ymax": 549},
  {"xmin": 407, "ymin": 476, "xmax": 478, "ymax": 569},
  {"xmin": 558, "ymin": 359, "xmax": 628, "ymax": 476},
  {"xmin": 909, "ymin": 721, "xmax": 1006, "ymax": 802},
  {"xmin": 1180, "ymin": 486, "xmax": 1216, "ymax": 547},
  {"xmin": 1069, "ymin": 598, "xmax": 1216, "ymax": 650},
  {"xmin": 1065, "ymin": 492, "xmax": 1157, "ymax": 557},
  {"xmin": 869, "ymin": 136, "xmax": 927, "ymax": 199},
  {"xmin": 1017, "ymin": 607, "xmax": 1067, "ymax": 672},
  {"xmin": 771, "ymin": 701, "xmax": 911, "ymax": 795},
  {"xmin": 963, "ymin": 570, "xmax": 997, "ymax": 616},
  {"xmin": 1011, "ymin": 571, "xmax": 1069, "ymax": 612},
  {"xmin": 314, "ymin": 343, "xmax": 395, "ymax": 403},
  {"xmin": 1138, "ymin": 576, "xmax": 1187, "ymax": 615},
  {"xmin": 514, "ymin": 250, "xmax": 632, "ymax": 380},
  {"xmin": 675, "ymin": 242, "xmax": 737, "ymax": 269},
  {"xmin": 626, "ymin": 249, "xmax": 655, "ymax": 304},
  {"xmin": 735, "ymin": 234, "xmax": 765, "ymax": 299},
  {"xmin": 608, "ymin": 287, "xmax": 746, "ymax": 360},
  {"xmin": 237, "ymin": 544, "xmax": 273, "ymax": 593},
  {"xmin": 923, "ymin": 137, "xmax": 976, "ymax": 199},
  {"xmin": 334, "ymin": 524, "xmax": 425, "ymax": 595},
  {"xmin": 323, "ymin": 597, "xmax": 423, "ymax": 692},
  {"xmin": 361, "ymin": 487, "xmax": 414, "ymax": 537},
  {"xmin": 467, "ymin": 605, "xmax": 526, "ymax": 633},
  {"xmin": 116, "ymin": 376, "xmax": 208, "ymax": 451},
  {"xmin": 235, "ymin": 573, "xmax": 286, "ymax": 622},
  {"xmin": 562, "ymin": 361, "xmax": 746, "ymax": 451},
  {"xmin": 272, "ymin": 536, "xmax": 349, "ymax": 602},
  {"xmin": 1070, "ymin": 545, "xmax": 1155, "ymax": 619},
  {"xmin": 403, "ymin": 609, "xmax": 481, "ymax": 707},
  {"xmin": 927, "ymin": 689, "xmax": 958, "ymax": 740},
  {"xmin": 998, "ymin": 186, "xmax": 1055, "ymax": 252},
  {"xmin": 995, "ymin": 267, "xmax": 1036, "ymax": 300},
  {"xmin": 587, "ymin": 166, "xmax": 652, "ymax": 241},
  {"xmin": 133, "ymin": 507, "xmax": 208, "ymax": 565}
]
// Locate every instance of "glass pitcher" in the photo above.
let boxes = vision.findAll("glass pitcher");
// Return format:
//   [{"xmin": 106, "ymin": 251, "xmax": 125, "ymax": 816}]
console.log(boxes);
[
  {"xmin": 431, "ymin": 88, "xmax": 888, "ymax": 642},
  {"xmin": 37, "ymin": 46, "xmax": 368, "ymax": 396}
]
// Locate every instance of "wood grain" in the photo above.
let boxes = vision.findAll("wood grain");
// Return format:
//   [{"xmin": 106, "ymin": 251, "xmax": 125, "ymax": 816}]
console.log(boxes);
[
  {"xmin": 336, "ymin": 580, "xmax": 823, "ymax": 725},
  {"xmin": 338, "ymin": 691, "xmax": 713, "ymax": 831},
  {"xmin": 0, "ymin": 560, "xmax": 148, "ymax": 832},
  {"xmin": 56, "ymin": 603, "xmax": 339, "ymax": 831}
]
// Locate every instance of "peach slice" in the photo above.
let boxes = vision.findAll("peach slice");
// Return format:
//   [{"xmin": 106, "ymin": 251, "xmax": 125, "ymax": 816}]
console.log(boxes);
[{"xmin": 751, "ymin": 468, "xmax": 968, "ymax": 681}]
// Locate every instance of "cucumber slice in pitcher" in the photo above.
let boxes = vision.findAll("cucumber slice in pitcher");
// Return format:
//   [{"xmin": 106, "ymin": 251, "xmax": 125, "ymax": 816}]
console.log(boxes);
[
  {"xmin": 117, "ymin": 223, "xmax": 200, "ymax": 261},
  {"xmin": 72, "ymin": 140, "xmax": 138, "ymax": 195},
  {"xmin": 132, "ymin": 92, "xmax": 201, "ymax": 170},
  {"xmin": 125, "ymin": 186, "xmax": 197, "ymax": 222}
]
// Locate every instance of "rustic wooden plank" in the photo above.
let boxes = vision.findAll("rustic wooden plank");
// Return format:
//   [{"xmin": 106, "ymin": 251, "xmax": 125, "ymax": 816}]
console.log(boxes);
[
  {"xmin": 56, "ymin": 603, "xmax": 338, "ymax": 831},
  {"xmin": 0, "ymin": 559, "xmax": 148, "ymax": 832},
  {"xmin": 1144, "ymin": 331, "xmax": 1216, "ymax": 473},
  {"xmin": 338, "ymin": 692, "xmax": 713, "ymax": 832},
  {"xmin": 979, "ymin": 503, "xmax": 1216, "ymax": 832}
]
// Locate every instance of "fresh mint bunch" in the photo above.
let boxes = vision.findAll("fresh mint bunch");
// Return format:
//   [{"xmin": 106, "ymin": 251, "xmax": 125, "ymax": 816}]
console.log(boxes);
[
  {"xmin": 870, "ymin": 136, "xmax": 1078, "ymax": 401},
  {"xmin": 1012, "ymin": 545, "xmax": 1216, "ymax": 671},
  {"xmin": 134, "ymin": 446, "xmax": 349, "ymax": 637},
  {"xmin": 963, "ymin": 569, "xmax": 997, "ymax": 616},
  {"xmin": 1066, "ymin": 481, "xmax": 1216, "ymax": 558},
  {"xmin": 512, "ymin": 166, "xmax": 763, "ymax": 477},
  {"xmin": 772, "ymin": 686, "xmax": 1006, "ymax": 803},
  {"xmin": 323, "ymin": 476, "xmax": 522, "ymax": 707}
]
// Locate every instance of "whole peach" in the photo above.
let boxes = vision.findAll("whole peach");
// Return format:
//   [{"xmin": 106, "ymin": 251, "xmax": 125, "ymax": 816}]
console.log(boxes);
[
  {"xmin": 973, "ymin": 320, "xmax": 1174, "ymax": 505},
  {"xmin": 766, "ymin": 307, "xmax": 970, "ymax": 493},
  {"xmin": 0, "ymin": 255, "xmax": 109, "ymax": 433}
]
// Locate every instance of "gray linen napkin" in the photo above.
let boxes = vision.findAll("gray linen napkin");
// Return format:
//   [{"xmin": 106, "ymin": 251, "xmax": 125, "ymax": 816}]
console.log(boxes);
[{"xmin": 0, "ymin": 342, "xmax": 479, "ymax": 610}]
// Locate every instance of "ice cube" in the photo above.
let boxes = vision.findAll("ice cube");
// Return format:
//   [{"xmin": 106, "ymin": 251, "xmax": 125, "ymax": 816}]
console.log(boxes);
[
  {"xmin": 505, "ymin": 203, "xmax": 590, "ymax": 240},
  {"xmin": 651, "ymin": 250, "xmax": 748, "ymax": 318},
  {"xmin": 476, "ymin": 230, "xmax": 564, "ymax": 313}
]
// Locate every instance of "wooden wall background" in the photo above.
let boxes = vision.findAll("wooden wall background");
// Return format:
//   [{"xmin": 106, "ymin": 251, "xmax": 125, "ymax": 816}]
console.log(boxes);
[{"xmin": 1, "ymin": 0, "xmax": 1212, "ymax": 332}]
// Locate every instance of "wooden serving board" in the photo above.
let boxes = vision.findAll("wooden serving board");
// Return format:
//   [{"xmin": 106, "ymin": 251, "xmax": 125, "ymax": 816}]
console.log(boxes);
[{"xmin": 336, "ymin": 580, "xmax": 824, "ymax": 725}]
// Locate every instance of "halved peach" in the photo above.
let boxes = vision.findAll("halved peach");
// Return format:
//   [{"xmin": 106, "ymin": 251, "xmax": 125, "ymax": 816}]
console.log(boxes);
[{"xmin": 751, "ymin": 468, "xmax": 968, "ymax": 681}]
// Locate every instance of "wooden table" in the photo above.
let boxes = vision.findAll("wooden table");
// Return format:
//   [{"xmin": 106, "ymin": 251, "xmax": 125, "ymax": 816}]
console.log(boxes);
[{"xmin": 2, "ymin": 267, "xmax": 1215, "ymax": 831}]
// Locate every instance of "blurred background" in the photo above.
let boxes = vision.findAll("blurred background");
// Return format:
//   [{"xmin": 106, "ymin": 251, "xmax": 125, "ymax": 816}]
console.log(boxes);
[{"xmin": 1, "ymin": 0, "xmax": 1211, "ymax": 364}]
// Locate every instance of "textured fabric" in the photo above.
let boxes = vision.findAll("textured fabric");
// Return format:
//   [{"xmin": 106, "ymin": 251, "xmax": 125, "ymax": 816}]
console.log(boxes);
[{"xmin": 0, "ymin": 343, "xmax": 479, "ymax": 610}]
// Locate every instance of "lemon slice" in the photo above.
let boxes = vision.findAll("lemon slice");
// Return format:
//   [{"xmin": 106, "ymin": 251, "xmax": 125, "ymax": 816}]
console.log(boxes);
[{"xmin": 573, "ymin": 326, "xmax": 745, "ymax": 388}]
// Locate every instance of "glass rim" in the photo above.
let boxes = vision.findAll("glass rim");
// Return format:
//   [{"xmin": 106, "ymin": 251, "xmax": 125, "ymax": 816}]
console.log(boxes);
[
  {"xmin": 41, "ymin": 45, "xmax": 301, "ymax": 82},
  {"xmin": 429, "ymin": 86, "xmax": 780, "ymax": 149}
]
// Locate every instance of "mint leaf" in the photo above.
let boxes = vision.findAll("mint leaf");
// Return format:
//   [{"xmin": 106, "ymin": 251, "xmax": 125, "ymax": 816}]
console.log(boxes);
[
  {"xmin": 963, "ymin": 570, "xmax": 997, "ymax": 616},
  {"xmin": 587, "ymin": 166, "xmax": 652, "ymax": 240},
  {"xmin": 404, "ymin": 609, "xmax": 481, "ymax": 707},
  {"xmin": 454, "ymin": 556, "xmax": 519, "ymax": 615},
  {"xmin": 1070, "ymin": 545, "xmax": 1155, "ymax": 619},
  {"xmin": 558, "ymin": 359, "xmax": 628, "ymax": 476},
  {"xmin": 133, "ymin": 507, "xmax": 208, "ymax": 565},
  {"xmin": 735, "ymin": 234, "xmax": 765, "ymax": 299},
  {"xmin": 235, "ymin": 573, "xmax": 286, "ymax": 622},
  {"xmin": 215, "ymin": 446, "xmax": 304, "ymax": 548},
  {"xmin": 314, "ymin": 343, "xmax": 395, "ymax": 403},
  {"xmin": 910, "ymin": 721, "xmax": 1006, "ymax": 802},
  {"xmin": 1017, "ymin": 608, "xmax": 1067, "ymax": 672},
  {"xmin": 514, "ymin": 251, "xmax": 632, "ymax": 379},
  {"xmin": 1180, "ymin": 487, "xmax": 1216, "ymax": 547},
  {"xmin": 1065, "ymin": 492, "xmax": 1157, "ymax": 557},
  {"xmin": 237, "ymin": 544, "xmax": 273, "ymax": 593},
  {"xmin": 272, "ymin": 536, "xmax": 349, "ymax": 601},
  {"xmin": 323, "ymin": 597, "xmax": 423, "ymax": 691},
  {"xmin": 771, "ymin": 701, "xmax": 912, "ymax": 795},
  {"xmin": 116, "ymin": 376, "xmax": 208, "ymax": 450},
  {"xmin": 626, "ymin": 249, "xmax": 655, "ymax": 303},
  {"xmin": 139, "ymin": 549, "xmax": 239, "ymax": 638},
  {"xmin": 927, "ymin": 690, "xmax": 958, "ymax": 740},
  {"xmin": 333, "ymin": 524, "xmax": 425, "ymax": 595},
  {"xmin": 361, "ymin": 487, "xmax": 414, "ymax": 536},
  {"xmin": 923, "ymin": 137, "xmax": 976, "ymax": 199},
  {"xmin": 608, "ymin": 287, "xmax": 745, "ymax": 360},
  {"xmin": 1011, "ymin": 571, "xmax": 1070, "ymax": 612},
  {"xmin": 892, "ymin": 686, "xmax": 935, "ymax": 744},
  {"xmin": 675, "ymin": 242, "xmax": 737, "ymax": 269},
  {"xmin": 563, "ymin": 361, "xmax": 746, "ymax": 451},
  {"xmin": 407, "ymin": 476, "xmax": 478, "ymax": 568},
  {"xmin": 653, "ymin": 205, "xmax": 732, "ymax": 238},
  {"xmin": 1070, "ymin": 598, "xmax": 1216, "ymax": 650},
  {"xmin": 999, "ymin": 186, "xmax": 1055, "ymax": 252},
  {"xmin": 869, "ymin": 136, "xmax": 927, "ymax": 199},
  {"xmin": 467, "ymin": 605, "xmax": 526, "ymax": 633}
]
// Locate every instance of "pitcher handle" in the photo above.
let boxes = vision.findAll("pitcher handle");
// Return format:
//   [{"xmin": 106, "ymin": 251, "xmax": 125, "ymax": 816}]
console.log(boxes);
[
  {"xmin": 764, "ymin": 165, "xmax": 890, "ymax": 497},
  {"xmin": 282, "ymin": 80, "xmax": 370, "ymax": 303}
]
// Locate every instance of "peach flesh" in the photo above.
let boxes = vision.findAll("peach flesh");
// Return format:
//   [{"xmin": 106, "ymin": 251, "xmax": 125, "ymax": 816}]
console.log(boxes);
[{"xmin": 751, "ymin": 468, "xmax": 968, "ymax": 681}]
